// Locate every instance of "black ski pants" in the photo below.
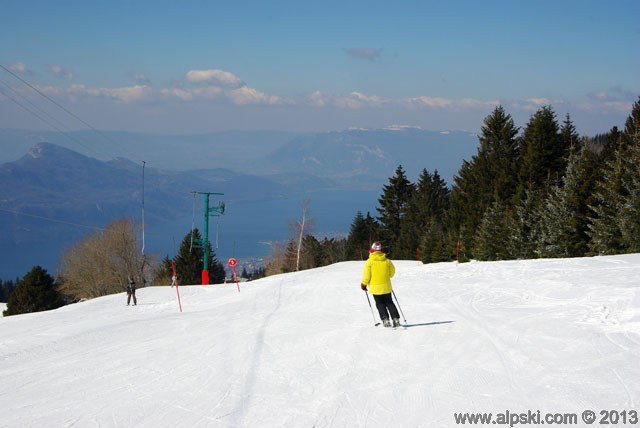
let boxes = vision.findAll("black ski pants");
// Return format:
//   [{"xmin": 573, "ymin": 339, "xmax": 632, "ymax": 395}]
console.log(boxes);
[
  {"xmin": 127, "ymin": 290, "xmax": 137, "ymax": 305},
  {"xmin": 373, "ymin": 292, "xmax": 399, "ymax": 321}
]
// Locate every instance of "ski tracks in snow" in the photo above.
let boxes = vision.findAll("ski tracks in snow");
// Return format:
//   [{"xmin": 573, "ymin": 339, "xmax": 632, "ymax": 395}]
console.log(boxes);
[
  {"xmin": 1, "ymin": 256, "xmax": 639, "ymax": 427},
  {"xmin": 418, "ymin": 257, "xmax": 640, "ymax": 415}
]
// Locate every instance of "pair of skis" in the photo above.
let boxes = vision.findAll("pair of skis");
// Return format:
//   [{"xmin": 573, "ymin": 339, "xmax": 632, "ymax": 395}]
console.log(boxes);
[{"xmin": 364, "ymin": 289, "xmax": 406, "ymax": 328}]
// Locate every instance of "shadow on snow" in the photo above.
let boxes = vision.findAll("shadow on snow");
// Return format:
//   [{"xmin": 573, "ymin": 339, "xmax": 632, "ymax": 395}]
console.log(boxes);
[{"xmin": 403, "ymin": 320, "xmax": 455, "ymax": 328}]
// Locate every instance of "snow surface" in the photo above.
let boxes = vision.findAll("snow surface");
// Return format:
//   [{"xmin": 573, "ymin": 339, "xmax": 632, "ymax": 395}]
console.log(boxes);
[{"xmin": 1, "ymin": 255, "xmax": 639, "ymax": 428}]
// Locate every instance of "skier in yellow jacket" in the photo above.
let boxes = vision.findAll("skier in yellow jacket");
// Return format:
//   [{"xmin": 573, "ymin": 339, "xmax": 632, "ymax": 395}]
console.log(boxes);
[{"xmin": 361, "ymin": 241, "xmax": 401, "ymax": 328}]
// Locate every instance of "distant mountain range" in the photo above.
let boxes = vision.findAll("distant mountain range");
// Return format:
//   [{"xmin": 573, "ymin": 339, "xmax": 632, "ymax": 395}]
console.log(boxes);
[
  {"xmin": 0, "ymin": 127, "xmax": 478, "ymax": 187},
  {"xmin": 0, "ymin": 141, "xmax": 293, "ymax": 246},
  {"xmin": 0, "ymin": 127, "xmax": 479, "ymax": 279}
]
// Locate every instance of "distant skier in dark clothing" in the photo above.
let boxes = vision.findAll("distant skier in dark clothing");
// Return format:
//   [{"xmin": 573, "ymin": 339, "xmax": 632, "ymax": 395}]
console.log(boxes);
[
  {"xmin": 126, "ymin": 279, "xmax": 137, "ymax": 306},
  {"xmin": 361, "ymin": 241, "xmax": 400, "ymax": 328}
]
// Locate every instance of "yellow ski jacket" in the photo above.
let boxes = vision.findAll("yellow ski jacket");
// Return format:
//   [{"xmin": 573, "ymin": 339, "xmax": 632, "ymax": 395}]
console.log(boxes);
[{"xmin": 361, "ymin": 251, "xmax": 395, "ymax": 295}]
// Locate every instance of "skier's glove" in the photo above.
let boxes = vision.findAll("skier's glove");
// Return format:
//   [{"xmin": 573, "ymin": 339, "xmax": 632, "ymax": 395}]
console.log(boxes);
[{"xmin": 361, "ymin": 283, "xmax": 367, "ymax": 291}]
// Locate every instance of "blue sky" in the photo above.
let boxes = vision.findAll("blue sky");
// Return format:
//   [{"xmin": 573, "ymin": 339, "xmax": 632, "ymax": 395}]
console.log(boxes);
[{"xmin": 1, "ymin": 0, "xmax": 639, "ymax": 135}]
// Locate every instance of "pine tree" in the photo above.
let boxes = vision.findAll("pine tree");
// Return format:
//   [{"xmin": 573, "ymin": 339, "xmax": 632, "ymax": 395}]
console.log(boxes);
[
  {"xmin": 174, "ymin": 229, "xmax": 203, "ymax": 285},
  {"xmin": 506, "ymin": 188, "xmax": 545, "ymax": 259},
  {"xmin": 284, "ymin": 239, "xmax": 297, "ymax": 272},
  {"xmin": 624, "ymin": 96, "xmax": 640, "ymax": 143},
  {"xmin": 561, "ymin": 113, "xmax": 580, "ymax": 156},
  {"xmin": 152, "ymin": 256, "xmax": 174, "ymax": 286},
  {"xmin": 517, "ymin": 106, "xmax": 566, "ymax": 200},
  {"xmin": 174, "ymin": 228, "xmax": 225, "ymax": 284},
  {"xmin": 447, "ymin": 158, "xmax": 479, "ymax": 259},
  {"xmin": 534, "ymin": 180, "xmax": 573, "ymax": 258},
  {"xmin": 420, "ymin": 217, "xmax": 451, "ymax": 263},
  {"xmin": 618, "ymin": 149, "xmax": 640, "ymax": 251},
  {"xmin": 346, "ymin": 211, "xmax": 380, "ymax": 260},
  {"xmin": 534, "ymin": 142, "xmax": 595, "ymax": 258},
  {"xmin": 403, "ymin": 169, "xmax": 450, "ymax": 262},
  {"xmin": 588, "ymin": 150, "xmax": 627, "ymax": 254},
  {"xmin": 448, "ymin": 106, "xmax": 519, "ymax": 258},
  {"xmin": 299, "ymin": 235, "xmax": 323, "ymax": 270},
  {"xmin": 600, "ymin": 126, "xmax": 623, "ymax": 162},
  {"xmin": 617, "ymin": 97, "xmax": 640, "ymax": 251},
  {"xmin": 588, "ymin": 97, "xmax": 640, "ymax": 254},
  {"xmin": 472, "ymin": 202, "xmax": 510, "ymax": 261},
  {"xmin": 209, "ymin": 255, "xmax": 226, "ymax": 285},
  {"xmin": 388, "ymin": 169, "xmax": 452, "ymax": 264},
  {"xmin": 0, "ymin": 278, "xmax": 16, "ymax": 302},
  {"xmin": 478, "ymin": 105, "xmax": 521, "ymax": 206},
  {"xmin": 3, "ymin": 266, "xmax": 65, "ymax": 316},
  {"xmin": 425, "ymin": 170, "xmax": 450, "ymax": 218},
  {"xmin": 376, "ymin": 165, "xmax": 414, "ymax": 257},
  {"xmin": 320, "ymin": 237, "xmax": 347, "ymax": 265}
]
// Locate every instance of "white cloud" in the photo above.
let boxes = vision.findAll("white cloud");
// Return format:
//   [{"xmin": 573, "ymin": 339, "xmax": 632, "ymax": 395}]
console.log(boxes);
[
  {"xmin": 158, "ymin": 86, "xmax": 224, "ymax": 101},
  {"xmin": 158, "ymin": 87, "xmax": 194, "ymax": 101},
  {"xmin": 49, "ymin": 78, "xmax": 281, "ymax": 105},
  {"xmin": 384, "ymin": 124, "xmax": 423, "ymax": 131},
  {"xmin": 588, "ymin": 91, "xmax": 610, "ymax": 101},
  {"xmin": 396, "ymin": 96, "xmax": 502, "ymax": 112},
  {"xmin": 193, "ymin": 86, "xmax": 224, "ymax": 99},
  {"xmin": 49, "ymin": 64, "xmax": 74, "ymax": 79},
  {"xmin": 587, "ymin": 87, "xmax": 636, "ymax": 106},
  {"xmin": 9, "ymin": 62, "xmax": 29, "ymax": 74},
  {"xmin": 335, "ymin": 92, "xmax": 386, "ymax": 109},
  {"xmin": 307, "ymin": 90, "xmax": 328, "ymax": 107},
  {"xmin": 68, "ymin": 84, "xmax": 152, "ymax": 103},
  {"xmin": 185, "ymin": 69, "xmax": 242, "ymax": 87},
  {"xmin": 108, "ymin": 85, "xmax": 152, "ymax": 102},
  {"xmin": 404, "ymin": 96, "xmax": 453, "ymax": 108},
  {"xmin": 527, "ymin": 97, "xmax": 551, "ymax": 106},
  {"xmin": 227, "ymin": 86, "xmax": 283, "ymax": 105},
  {"xmin": 603, "ymin": 100, "xmax": 633, "ymax": 112},
  {"xmin": 32, "ymin": 84, "xmax": 64, "ymax": 96},
  {"xmin": 509, "ymin": 98, "xmax": 554, "ymax": 112},
  {"xmin": 459, "ymin": 98, "xmax": 500, "ymax": 109},
  {"xmin": 308, "ymin": 92, "xmax": 499, "ymax": 111}
]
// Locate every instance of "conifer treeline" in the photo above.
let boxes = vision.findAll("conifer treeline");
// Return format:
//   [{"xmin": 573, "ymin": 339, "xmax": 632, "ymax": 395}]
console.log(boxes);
[
  {"xmin": 373, "ymin": 98, "xmax": 640, "ymax": 262},
  {"xmin": 262, "ymin": 98, "xmax": 640, "ymax": 273}
]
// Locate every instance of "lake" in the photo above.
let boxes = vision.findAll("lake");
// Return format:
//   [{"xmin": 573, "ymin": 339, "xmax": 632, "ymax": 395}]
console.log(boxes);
[
  {"xmin": 144, "ymin": 189, "xmax": 381, "ymax": 265},
  {"xmin": 0, "ymin": 190, "xmax": 381, "ymax": 280}
]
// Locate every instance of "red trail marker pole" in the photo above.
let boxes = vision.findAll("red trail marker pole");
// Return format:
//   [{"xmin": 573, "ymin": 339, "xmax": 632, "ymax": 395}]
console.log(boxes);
[
  {"xmin": 228, "ymin": 258, "xmax": 241, "ymax": 293},
  {"xmin": 171, "ymin": 261, "xmax": 183, "ymax": 313}
]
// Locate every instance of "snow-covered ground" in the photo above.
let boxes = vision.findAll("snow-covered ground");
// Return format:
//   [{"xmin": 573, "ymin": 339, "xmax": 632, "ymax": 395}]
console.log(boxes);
[{"xmin": 1, "ymin": 254, "xmax": 639, "ymax": 428}]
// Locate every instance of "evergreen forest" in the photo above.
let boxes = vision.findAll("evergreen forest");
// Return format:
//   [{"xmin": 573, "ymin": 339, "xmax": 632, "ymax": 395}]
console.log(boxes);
[{"xmin": 268, "ymin": 98, "xmax": 640, "ymax": 271}]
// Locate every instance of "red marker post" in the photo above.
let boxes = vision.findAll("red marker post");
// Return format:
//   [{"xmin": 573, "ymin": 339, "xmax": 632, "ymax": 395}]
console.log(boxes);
[
  {"xmin": 228, "ymin": 258, "xmax": 241, "ymax": 293},
  {"xmin": 171, "ymin": 260, "xmax": 183, "ymax": 312}
]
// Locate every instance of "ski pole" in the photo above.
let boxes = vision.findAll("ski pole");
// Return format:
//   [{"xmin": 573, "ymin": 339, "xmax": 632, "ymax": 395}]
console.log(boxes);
[
  {"xmin": 364, "ymin": 289, "xmax": 380, "ymax": 326},
  {"xmin": 392, "ymin": 290, "xmax": 406, "ymax": 323}
]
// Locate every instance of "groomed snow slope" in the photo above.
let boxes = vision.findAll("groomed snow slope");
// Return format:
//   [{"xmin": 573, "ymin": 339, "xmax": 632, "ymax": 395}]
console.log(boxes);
[{"xmin": 1, "ymin": 255, "xmax": 639, "ymax": 428}]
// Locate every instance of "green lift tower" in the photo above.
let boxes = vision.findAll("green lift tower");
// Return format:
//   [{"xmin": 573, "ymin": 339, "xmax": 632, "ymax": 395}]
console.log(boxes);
[{"xmin": 191, "ymin": 191, "xmax": 225, "ymax": 285}]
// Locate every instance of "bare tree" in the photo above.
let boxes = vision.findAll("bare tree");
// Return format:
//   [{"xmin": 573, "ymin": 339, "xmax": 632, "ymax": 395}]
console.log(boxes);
[
  {"xmin": 289, "ymin": 199, "xmax": 315, "ymax": 271},
  {"xmin": 59, "ymin": 219, "xmax": 146, "ymax": 299}
]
